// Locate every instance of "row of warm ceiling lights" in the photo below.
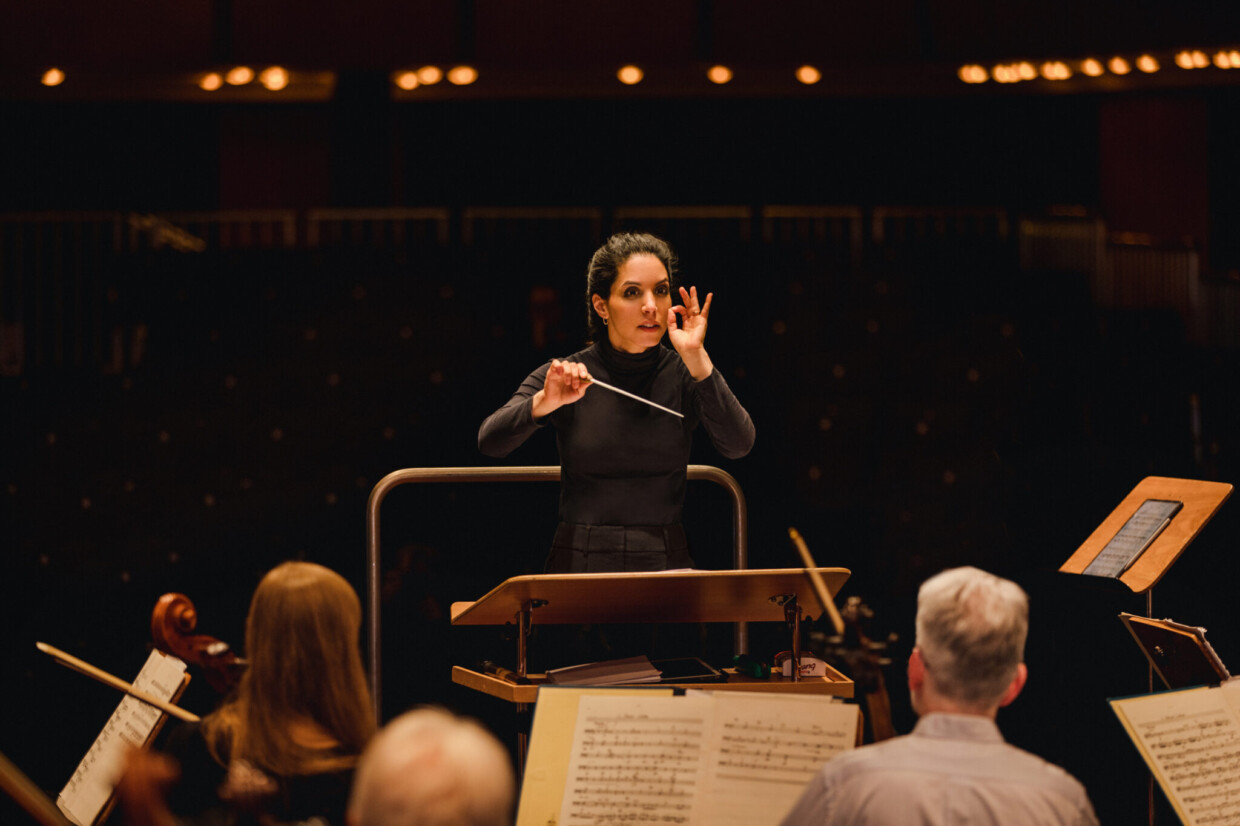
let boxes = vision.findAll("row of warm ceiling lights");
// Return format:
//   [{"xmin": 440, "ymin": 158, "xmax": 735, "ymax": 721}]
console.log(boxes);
[
  {"xmin": 200, "ymin": 65, "xmax": 290, "ymax": 91},
  {"xmin": 959, "ymin": 48, "xmax": 1240, "ymax": 84},
  {"xmin": 394, "ymin": 63, "xmax": 824, "ymax": 88},
  {"xmin": 392, "ymin": 65, "xmax": 479, "ymax": 89},
  {"xmin": 38, "ymin": 65, "xmax": 294, "ymax": 90},
  {"xmin": 42, "ymin": 62, "xmax": 822, "ymax": 90},
  {"xmin": 615, "ymin": 64, "xmax": 826, "ymax": 85},
  {"xmin": 43, "ymin": 52, "xmax": 1239, "ymax": 92}
]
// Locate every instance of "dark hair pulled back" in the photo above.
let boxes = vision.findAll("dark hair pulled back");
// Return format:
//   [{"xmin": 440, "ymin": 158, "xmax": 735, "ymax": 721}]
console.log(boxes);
[{"xmin": 585, "ymin": 233, "xmax": 677, "ymax": 342}]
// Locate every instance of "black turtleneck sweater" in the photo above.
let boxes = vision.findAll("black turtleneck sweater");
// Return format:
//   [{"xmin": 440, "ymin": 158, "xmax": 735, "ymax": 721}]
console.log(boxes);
[{"xmin": 478, "ymin": 338, "xmax": 755, "ymax": 527}]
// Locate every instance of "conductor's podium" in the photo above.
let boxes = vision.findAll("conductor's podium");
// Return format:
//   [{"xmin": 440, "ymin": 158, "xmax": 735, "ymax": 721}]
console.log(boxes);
[{"xmin": 449, "ymin": 567, "xmax": 856, "ymax": 703}]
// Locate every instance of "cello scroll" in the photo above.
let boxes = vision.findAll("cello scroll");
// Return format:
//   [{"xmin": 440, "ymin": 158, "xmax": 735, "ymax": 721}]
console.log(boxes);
[{"xmin": 150, "ymin": 593, "xmax": 246, "ymax": 693}]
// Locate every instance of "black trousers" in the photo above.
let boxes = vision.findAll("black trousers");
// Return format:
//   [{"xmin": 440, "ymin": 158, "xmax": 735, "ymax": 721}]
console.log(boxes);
[{"xmin": 545, "ymin": 523, "xmax": 693, "ymax": 573}]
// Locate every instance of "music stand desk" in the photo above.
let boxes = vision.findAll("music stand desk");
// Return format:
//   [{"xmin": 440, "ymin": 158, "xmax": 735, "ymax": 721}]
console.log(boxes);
[
  {"xmin": 1059, "ymin": 476, "xmax": 1232, "ymax": 593},
  {"xmin": 451, "ymin": 666, "xmax": 853, "ymax": 703},
  {"xmin": 450, "ymin": 567, "xmax": 854, "ymax": 701}
]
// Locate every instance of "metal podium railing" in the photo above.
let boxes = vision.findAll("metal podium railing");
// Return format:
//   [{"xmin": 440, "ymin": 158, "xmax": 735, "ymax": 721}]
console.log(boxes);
[{"xmin": 364, "ymin": 464, "xmax": 749, "ymax": 719}]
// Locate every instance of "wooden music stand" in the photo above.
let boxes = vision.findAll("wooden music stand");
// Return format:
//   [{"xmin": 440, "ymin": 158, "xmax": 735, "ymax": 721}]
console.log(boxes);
[
  {"xmin": 1119, "ymin": 613, "xmax": 1231, "ymax": 690},
  {"xmin": 1060, "ymin": 476, "xmax": 1232, "ymax": 826},
  {"xmin": 449, "ymin": 567, "xmax": 856, "ymax": 704},
  {"xmin": 1059, "ymin": 476, "xmax": 1232, "ymax": 594}
]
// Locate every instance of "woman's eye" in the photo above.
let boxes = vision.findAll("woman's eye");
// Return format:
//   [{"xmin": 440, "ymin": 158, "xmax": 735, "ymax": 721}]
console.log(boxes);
[
  {"xmin": 624, "ymin": 287, "xmax": 639, "ymax": 298},
  {"xmin": 655, "ymin": 284, "xmax": 670, "ymax": 295}
]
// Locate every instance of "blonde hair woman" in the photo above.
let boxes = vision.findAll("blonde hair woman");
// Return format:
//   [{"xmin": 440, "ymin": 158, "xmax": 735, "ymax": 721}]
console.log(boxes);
[{"xmin": 164, "ymin": 561, "xmax": 376, "ymax": 824}]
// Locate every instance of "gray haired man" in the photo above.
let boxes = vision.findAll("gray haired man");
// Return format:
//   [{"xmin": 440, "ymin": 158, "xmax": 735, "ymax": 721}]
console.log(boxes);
[{"xmin": 782, "ymin": 566, "xmax": 1098, "ymax": 826}]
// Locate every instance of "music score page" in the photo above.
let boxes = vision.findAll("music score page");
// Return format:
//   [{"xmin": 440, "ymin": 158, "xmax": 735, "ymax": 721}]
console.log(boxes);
[
  {"xmin": 554, "ymin": 691, "xmax": 858, "ymax": 826},
  {"xmin": 1111, "ymin": 678, "xmax": 1240, "ymax": 826}
]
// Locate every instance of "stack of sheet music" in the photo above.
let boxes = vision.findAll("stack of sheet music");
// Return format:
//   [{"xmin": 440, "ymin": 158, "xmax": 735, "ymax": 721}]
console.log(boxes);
[{"xmin": 545, "ymin": 655, "xmax": 662, "ymax": 686}]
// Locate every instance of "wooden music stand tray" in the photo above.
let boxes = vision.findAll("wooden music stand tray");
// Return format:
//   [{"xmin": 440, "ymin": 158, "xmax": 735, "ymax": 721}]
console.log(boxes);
[
  {"xmin": 450, "ymin": 567, "xmax": 855, "ymax": 704},
  {"xmin": 1059, "ymin": 476, "xmax": 1232, "ymax": 593},
  {"xmin": 1119, "ymin": 613, "xmax": 1231, "ymax": 690}
]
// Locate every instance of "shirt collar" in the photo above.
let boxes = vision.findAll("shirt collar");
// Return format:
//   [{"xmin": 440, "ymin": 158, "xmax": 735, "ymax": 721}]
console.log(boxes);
[
  {"xmin": 595, "ymin": 334, "xmax": 664, "ymax": 376},
  {"xmin": 912, "ymin": 713, "xmax": 1005, "ymax": 744}
]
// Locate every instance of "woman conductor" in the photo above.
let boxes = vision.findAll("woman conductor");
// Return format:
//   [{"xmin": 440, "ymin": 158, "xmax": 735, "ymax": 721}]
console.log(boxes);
[{"xmin": 479, "ymin": 232, "xmax": 755, "ymax": 573}]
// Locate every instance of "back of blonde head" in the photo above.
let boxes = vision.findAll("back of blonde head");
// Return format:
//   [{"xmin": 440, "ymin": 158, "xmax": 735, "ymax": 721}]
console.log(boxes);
[
  {"xmin": 348, "ymin": 707, "xmax": 515, "ymax": 826},
  {"xmin": 204, "ymin": 561, "xmax": 375, "ymax": 776}
]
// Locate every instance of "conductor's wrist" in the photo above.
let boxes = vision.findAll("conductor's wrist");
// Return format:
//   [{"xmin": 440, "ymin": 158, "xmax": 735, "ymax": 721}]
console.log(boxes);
[
  {"xmin": 530, "ymin": 389, "xmax": 556, "ymax": 419},
  {"xmin": 681, "ymin": 349, "xmax": 714, "ymax": 381}
]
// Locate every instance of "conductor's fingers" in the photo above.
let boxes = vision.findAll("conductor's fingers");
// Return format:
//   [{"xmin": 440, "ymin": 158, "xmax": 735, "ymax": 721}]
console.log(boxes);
[{"xmin": 699, "ymin": 292, "xmax": 714, "ymax": 319}]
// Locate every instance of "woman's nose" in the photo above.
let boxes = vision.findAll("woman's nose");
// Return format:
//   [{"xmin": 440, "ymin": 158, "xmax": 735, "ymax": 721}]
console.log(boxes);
[{"xmin": 642, "ymin": 292, "xmax": 657, "ymax": 312}]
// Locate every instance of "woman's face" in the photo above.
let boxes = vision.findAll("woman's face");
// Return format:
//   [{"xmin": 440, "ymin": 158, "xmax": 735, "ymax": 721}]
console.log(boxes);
[{"xmin": 593, "ymin": 253, "xmax": 672, "ymax": 353}]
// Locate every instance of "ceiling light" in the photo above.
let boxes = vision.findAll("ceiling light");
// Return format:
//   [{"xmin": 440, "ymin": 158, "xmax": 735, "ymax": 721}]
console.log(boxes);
[
  {"xmin": 417, "ymin": 66, "xmax": 443, "ymax": 85},
  {"xmin": 796, "ymin": 65, "xmax": 821, "ymax": 85},
  {"xmin": 259, "ymin": 66, "xmax": 288, "ymax": 91},
  {"xmin": 992, "ymin": 64, "xmax": 1017, "ymax": 83},
  {"xmin": 957, "ymin": 65, "xmax": 988, "ymax": 84},
  {"xmin": 1108, "ymin": 57, "xmax": 1131, "ymax": 75},
  {"xmin": 707, "ymin": 65, "xmax": 733, "ymax": 85},
  {"xmin": 1081, "ymin": 58, "xmax": 1104, "ymax": 77},
  {"xmin": 41, "ymin": 68, "xmax": 65, "ymax": 87},
  {"xmin": 1040, "ymin": 61, "xmax": 1071, "ymax": 80},
  {"xmin": 226, "ymin": 66, "xmax": 254, "ymax": 85},
  {"xmin": 447, "ymin": 65, "xmax": 478, "ymax": 85},
  {"xmin": 1136, "ymin": 54, "xmax": 1160, "ymax": 73},
  {"xmin": 394, "ymin": 71, "xmax": 419, "ymax": 90},
  {"xmin": 617, "ymin": 65, "xmax": 643, "ymax": 85},
  {"xmin": 199, "ymin": 72, "xmax": 223, "ymax": 91}
]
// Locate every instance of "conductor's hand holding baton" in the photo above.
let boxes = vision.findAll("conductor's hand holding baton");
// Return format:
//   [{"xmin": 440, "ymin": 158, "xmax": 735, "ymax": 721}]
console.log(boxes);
[{"xmin": 531, "ymin": 358, "xmax": 591, "ymax": 418}]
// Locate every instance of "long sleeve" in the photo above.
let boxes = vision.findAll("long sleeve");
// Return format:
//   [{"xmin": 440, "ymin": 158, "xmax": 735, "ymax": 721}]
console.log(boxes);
[
  {"xmin": 479, "ymin": 344, "xmax": 754, "ymax": 529},
  {"xmin": 477, "ymin": 361, "xmax": 552, "ymax": 457},
  {"xmin": 691, "ymin": 369, "xmax": 755, "ymax": 459}
]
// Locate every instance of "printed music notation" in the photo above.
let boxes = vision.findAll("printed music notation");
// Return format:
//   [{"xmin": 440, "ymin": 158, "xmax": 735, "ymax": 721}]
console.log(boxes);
[
  {"xmin": 554, "ymin": 692, "xmax": 860, "ymax": 826},
  {"xmin": 701, "ymin": 693, "xmax": 858, "ymax": 826},
  {"xmin": 716, "ymin": 720, "xmax": 852, "ymax": 775},
  {"xmin": 1111, "ymin": 678, "xmax": 1240, "ymax": 826},
  {"xmin": 57, "ymin": 650, "xmax": 187, "ymax": 826},
  {"xmin": 560, "ymin": 695, "xmax": 710, "ymax": 826}
]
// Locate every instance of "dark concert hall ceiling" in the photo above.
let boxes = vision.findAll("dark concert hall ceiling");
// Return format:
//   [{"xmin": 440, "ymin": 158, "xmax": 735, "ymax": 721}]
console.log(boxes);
[{"xmin": 4, "ymin": 0, "xmax": 1240, "ymax": 100}]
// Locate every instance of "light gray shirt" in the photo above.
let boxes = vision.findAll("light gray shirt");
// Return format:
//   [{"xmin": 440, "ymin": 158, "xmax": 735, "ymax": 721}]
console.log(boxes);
[{"xmin": 780, "ymin": 713, "xmax": 1099, "ymax": 826}]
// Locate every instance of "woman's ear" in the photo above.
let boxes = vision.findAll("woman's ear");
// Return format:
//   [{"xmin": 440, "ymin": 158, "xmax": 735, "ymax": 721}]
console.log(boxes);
[{"xmin": 591, "ymin": 294, "xmax": 608, "ymax": 322}]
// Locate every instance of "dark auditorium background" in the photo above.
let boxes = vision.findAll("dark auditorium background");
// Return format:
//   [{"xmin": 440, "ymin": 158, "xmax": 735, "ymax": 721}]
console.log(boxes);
[{"xmin": 4, "ymin": 2, "xmax": 1240, "ymax": 823}]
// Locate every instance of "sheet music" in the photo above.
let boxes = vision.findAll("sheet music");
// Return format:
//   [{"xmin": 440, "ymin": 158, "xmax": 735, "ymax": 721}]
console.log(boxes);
[
  {"xmin": 559, "ymin": 694, "xmax": 711, "ymax": 826},
  {"xmin": 553, "ymin": 691, "xmax": 859, "ymax": 826},
  {"xmin": 1083, "ymin": 498, "xmax": 1181, "ymax": 578},
  {"xmin": 1111, "ymin": 681, "xmax": 1240, "ymax": 826},
  {"xmin": 57, "ymin": 650, "xmax": 187, "ymax": 826},
  {"xmin": 699, "ymin": 693, "xmax": 858, "ymax": 825}
]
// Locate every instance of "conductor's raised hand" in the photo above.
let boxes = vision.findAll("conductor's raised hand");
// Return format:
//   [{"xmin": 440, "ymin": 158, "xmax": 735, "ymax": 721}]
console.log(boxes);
[
  {"xmin": 531, "ymin": 358, "xmax": 591, "ymax": 418},
  {"xmin": 668, "ymin": 286, "xmax": 715, "ymax": 380}
]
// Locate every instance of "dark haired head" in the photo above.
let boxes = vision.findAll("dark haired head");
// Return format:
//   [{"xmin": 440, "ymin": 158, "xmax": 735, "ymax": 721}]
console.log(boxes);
[{"xmin": 585, "ymin": 233, "xmax": 677, "ymax": 342}]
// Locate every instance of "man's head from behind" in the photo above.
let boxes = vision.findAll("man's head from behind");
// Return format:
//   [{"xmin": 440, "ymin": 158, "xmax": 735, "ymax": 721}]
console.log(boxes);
[
  {"xmin": 347, "ymin": 707, "xmax": 515, "ymax": 826},
  {"xmin": 909, "ymin": 566, "xmax": 1029, "ymax": 717}
]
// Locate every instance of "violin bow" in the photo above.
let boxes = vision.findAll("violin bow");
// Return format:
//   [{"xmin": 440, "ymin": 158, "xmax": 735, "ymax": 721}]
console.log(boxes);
[{"xmin": 36, "ymin": 642, "xmax": 199, "ymax": 723}]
